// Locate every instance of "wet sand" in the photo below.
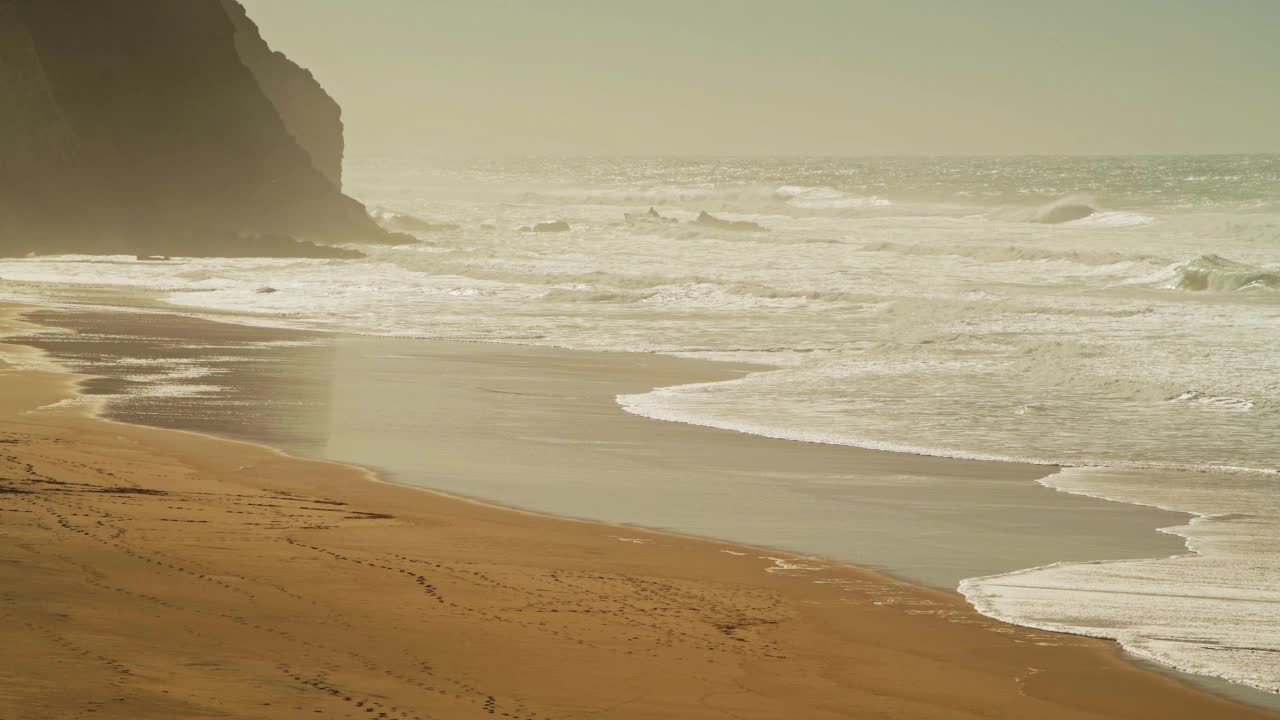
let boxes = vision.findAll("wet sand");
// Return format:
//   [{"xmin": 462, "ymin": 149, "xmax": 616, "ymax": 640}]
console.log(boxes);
[
  {"xmin": 23, "ymin": 308, "xmax": 1190, "ymax": 589},
  {"xmin": 2, "ymin": 303, "xmax": 1275, "ymax": 719}
]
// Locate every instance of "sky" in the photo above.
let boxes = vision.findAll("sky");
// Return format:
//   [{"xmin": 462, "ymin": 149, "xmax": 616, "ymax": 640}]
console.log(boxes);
[{"xmin": 239, "ymin": 0, "xmax": 1280, "ymax": 157}]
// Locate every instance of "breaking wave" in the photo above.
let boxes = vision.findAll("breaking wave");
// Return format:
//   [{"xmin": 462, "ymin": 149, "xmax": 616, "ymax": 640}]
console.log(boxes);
[
  {"xmin": 773, "ymin": 185, "xmax": 891, "ymax": 211},
  {"xmin": 521, "ymin": 183, "xmax": 892, "ymax": 217},
  {"xmin": 1025, "ymin": 197, "xmax": 1154, "ymax": 227},
  {"xmin": 1161, "ymin": 255, "xmax": 1280, "ymax": 292},
  {"xmin": 960, "ymin": 465, "xmax": 1280, "ymax": 697},
  {"xmin": 1035, "ymin": 197, "xmax": 1099, "ymax": 224},
  {"xmin": 1068, "ymin": 211, "xmax": 1155, "ymax": 228}
]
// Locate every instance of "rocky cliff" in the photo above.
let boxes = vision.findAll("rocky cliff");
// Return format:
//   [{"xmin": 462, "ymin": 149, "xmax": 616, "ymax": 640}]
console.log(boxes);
[
  {"xmin": 0, "ymin": 0, "xmax": 394, "ymax": 258},
  {"xmin": 221, "ymin": 0, "xmax": 344, "ymax": 188}
]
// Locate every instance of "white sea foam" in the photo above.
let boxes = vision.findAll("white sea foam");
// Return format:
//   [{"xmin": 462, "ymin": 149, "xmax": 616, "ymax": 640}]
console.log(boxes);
[
  {"xmin": 617, "ymin": 379, "xmax": 1047, "ymax": 466},
  {"xmin": 961, "ymin": 466, "xmax": 1280, "ymax": 694},
  {"xmin": 774, "ymin": 185, "xmax": 892, "ymax": 210},
  {"xmin": 1168, "ymin": 391, "xmax": 1255, "ymax": 412},
  {"xmin": 763, "ymin": 557, "xmax": 824, "ymax": 573},
  {"xmin": 1065, "ymin": 210, "xmax": 1156, "ymax": 228},
  {"xmin": 1157, "ymin": 254, "xmax": 1280, "ymax": 292},
  {"xmin": 35, "ymin": 397, "xmax": 93, "ymax": 412}
]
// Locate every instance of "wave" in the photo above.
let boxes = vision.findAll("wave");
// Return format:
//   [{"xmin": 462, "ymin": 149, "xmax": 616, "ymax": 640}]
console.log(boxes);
[
  {"xmin": 1167, "ymin": 391, "xmax": 1256, "ymax": 412},
  {"xmin": 725, "ymin": 283, "xmax": 861, "ymax": 304},
  {"xmin": 532, "ymin": 277, "xmax": 868, "ymax": 307},
  {"xmin": 618, "ymin": 377, "xmax": 1280, "ymax": 477},
  {"xmin": 863, "ymin": 240, "xmax": 1166, "ymax": 267},
  {"xmin": 540, "ymin": 287, "xmax": 655, "ymax": 303},
  {"xmin": 522, "ymin": 185, "xmax": 720, "ymax": 207},
  {"xmin": 1035, "ymin": 197, "xmax": 1099, "ymax": 224},
  {"xmin": 1160, "ymin": 255, "xmax": 1280, "ymax": 292},
  {"xmin": 617, "ymin": 379, "xmax": 1050, "ymax": 465},
  {"xmin": 1021, "ymin": 197, "xmax": 1156, "ymax": 228},
  {"xmin": 773, "ymin": 185, "xmax": 891, "ymax": 211},
  {"xmin": 1066, "ymin": 211, "xmax": 1155, "ymax": 228},
  {"xmin": 960, "ymin": 465, "xmax": 1280, "ymax": 696},
  {"xmin": 519, "ymin": 183, "xmax": 893, "ymax": 218}
]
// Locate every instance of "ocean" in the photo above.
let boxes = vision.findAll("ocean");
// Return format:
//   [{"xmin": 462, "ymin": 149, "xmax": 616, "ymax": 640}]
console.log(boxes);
[{"xmin": 2, "ymin": 154, "xmax": 1277, "ymax": 695}]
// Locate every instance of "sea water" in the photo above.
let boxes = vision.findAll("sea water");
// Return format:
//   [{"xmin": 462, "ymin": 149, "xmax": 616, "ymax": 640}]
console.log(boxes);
[{"xmin": 1, "ymin": 155, "xmax": 1277, "ymax": 693}]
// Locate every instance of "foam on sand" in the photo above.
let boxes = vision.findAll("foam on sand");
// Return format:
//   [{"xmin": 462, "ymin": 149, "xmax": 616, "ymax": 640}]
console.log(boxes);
[{"xmin": 961, "ymin": 466, "xmax": 1280, "ymax": 695}]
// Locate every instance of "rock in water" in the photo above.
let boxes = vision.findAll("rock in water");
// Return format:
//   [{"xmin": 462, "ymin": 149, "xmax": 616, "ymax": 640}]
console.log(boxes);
[
  {"xmin": 694, "ymin": 211, "xmax": 766, "ymax": 232},
  {"xmin": 625, "ymin": 207, "xmax": 678, "ymax": 225},
  {"xmin": 531, "ymin": 221, "xmax": 571, "ymax": 233}
]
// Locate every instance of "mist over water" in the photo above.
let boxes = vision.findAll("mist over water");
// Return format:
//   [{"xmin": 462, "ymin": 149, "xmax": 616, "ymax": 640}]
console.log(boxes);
[
  {"xmin": 350, "ymin": 155, "xmax": 1280, "ymax": 476},
  {"xmin": 2, "ymin": 154, "xmax": 1278, "ymax": 694}
]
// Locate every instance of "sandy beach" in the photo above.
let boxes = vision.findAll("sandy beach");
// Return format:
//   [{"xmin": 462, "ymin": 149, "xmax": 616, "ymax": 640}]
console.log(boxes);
[{"xmin": 1, "ymin": 303, "xmax": 1274, "ymax": 720}]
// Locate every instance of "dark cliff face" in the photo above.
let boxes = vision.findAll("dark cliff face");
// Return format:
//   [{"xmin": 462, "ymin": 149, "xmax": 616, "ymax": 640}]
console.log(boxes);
[
  {"xmin": 221, "ymin": 0, "xmax": 344, "ymax": 188},
  {"xmin": 0, "ymin": 1, "xmax": 80, "ymax": 230},
  {"xmin": 0, "ymin": 0, "xmax": 392, "ymax": 258}
]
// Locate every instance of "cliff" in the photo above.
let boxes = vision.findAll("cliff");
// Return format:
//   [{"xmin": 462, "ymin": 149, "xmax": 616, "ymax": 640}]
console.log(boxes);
[
  {"xmin": 221, "ymin": 0, "xmax": 344, "ymax": 188},
  {"xmin": 0, "ymin": 0, "xmax": 395, "ymax": 258},
  {"xmin": 0, "ymin": 1, "xmax": 80, "ymax": 236}
]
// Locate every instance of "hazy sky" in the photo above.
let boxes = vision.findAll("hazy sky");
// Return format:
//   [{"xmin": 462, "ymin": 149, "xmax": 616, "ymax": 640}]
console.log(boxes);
[{"xmin": 240, "ymin": 0, "xmax": 1280, "ymax": 157}]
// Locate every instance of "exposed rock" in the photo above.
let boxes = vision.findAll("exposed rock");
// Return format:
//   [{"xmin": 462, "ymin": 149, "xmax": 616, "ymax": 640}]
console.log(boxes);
[
  {"xmin": 531, "ymin": 221, "xmax": 571, "ymax": 233},
  {"xmin": 625, "ymin": 207, "xmax": 678, "ymax": 225},
  {"xmin": 694, "ymin": 211, "xmax": 766, "ymax": 232},
  {"xmin": 0, "ymin": 0, "xmax": 392, "ymax": 258}
]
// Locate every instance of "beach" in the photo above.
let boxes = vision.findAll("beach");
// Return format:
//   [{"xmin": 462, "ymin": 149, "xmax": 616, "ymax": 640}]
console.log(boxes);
[
  {"xmin": 6, "ymin": 155, "xmax": 1279, "ymax": 695},
  {"xmin": 5, "ymin": 1, "xmax": 1278, "ymax": 716},
  {"xmin": 1, "ymin": 303, "xmax": 1273, "ymax": 719}
]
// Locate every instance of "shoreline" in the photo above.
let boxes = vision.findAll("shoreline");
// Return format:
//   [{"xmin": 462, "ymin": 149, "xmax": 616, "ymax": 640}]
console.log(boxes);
[
  {"xmin": 16, "ymin": 279, "xmax": 1279, "ymax": 477},
  {"xmin": 2, "ymin": 300, "xmax": 1275, "ymax": 718},
  {"xmin": 14, "ymin": 304, "xmax": 1190, "ymax": 589}
]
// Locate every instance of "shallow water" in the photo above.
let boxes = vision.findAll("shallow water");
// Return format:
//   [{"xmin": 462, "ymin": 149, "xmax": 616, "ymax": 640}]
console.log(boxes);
[{"xmin": 12, "ymin": 311, "xmax": 1184, "ymax": 590}]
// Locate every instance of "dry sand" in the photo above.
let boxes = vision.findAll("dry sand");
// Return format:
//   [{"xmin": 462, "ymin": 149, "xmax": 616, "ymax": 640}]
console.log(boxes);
[{"xmin": 0, "ymin": 304, "xmax": 1273, "ymax": 719}]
